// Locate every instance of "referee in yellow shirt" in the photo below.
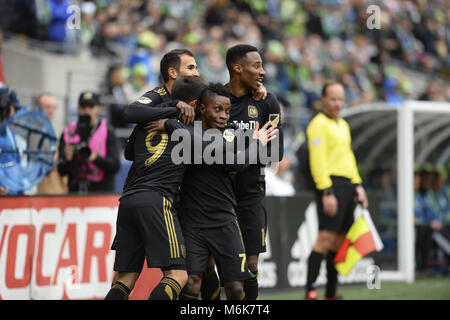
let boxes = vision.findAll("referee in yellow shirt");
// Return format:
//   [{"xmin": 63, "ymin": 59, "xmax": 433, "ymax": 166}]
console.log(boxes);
[{"xmin": 304, "ymin": 82, "xmax": 368, "ymax": 300}]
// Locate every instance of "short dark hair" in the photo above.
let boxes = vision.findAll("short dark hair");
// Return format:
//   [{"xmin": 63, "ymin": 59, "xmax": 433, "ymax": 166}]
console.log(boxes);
[
  {"xmin": 225, "ymin": 44, "xmax": 258, "ymax": 72},
  {"xmin": 321, "ymin": 81, "xmax": 343, "ymax": 97},
  {"xmin": 172, "ymin": 76, "xmax": 207, "ymax": 103},
  {"xmin": 35, "ymin": 92, "xmax": 55, "ymax": 105},
  {"xmin": 199, "ymin": 82, "xmax": 229, "ymax": 106},
  {"xmin": 160, "ymin": 49, "xmax": 195, "ymax": 83}
]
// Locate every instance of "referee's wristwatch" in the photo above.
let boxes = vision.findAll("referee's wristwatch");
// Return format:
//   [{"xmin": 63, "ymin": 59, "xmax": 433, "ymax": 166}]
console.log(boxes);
[{"xmin": 322, "ymin": 187, "xmax": 334, "ymax": 195}]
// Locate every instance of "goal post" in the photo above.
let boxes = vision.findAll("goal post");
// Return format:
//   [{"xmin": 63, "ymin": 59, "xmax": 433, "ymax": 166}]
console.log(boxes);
[
  {"xmin": 397, "ymin": 101, "xmax": 450, "ymax": 283},
  {"xmin": 341, "ymin": 100, "xmax": 450, "ymax": 283}
]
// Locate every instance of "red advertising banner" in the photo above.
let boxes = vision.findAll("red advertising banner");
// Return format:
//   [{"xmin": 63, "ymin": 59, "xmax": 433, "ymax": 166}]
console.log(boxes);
[{"xmin": 0, "ymin": 195, "xmax": 162, "ymax": 300}]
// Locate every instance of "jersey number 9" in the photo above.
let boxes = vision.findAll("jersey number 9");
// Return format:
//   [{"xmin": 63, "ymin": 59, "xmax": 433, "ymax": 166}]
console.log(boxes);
[{"xmin": 145, "ymin": 131, "xmax": 168, "ymax": 166}]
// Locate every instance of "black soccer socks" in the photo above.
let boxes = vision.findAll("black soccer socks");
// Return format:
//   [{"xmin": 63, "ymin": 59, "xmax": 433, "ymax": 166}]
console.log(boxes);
[
  {"xmin": 200, "ymin": 266, "xmax": 221, "ymax": 300},
  {"xmin": 180, "ymin": 289, "xmax": 200, "ymax": 300},
  {"xmin": 244, "ymin": 270, "xmax": 259, "ymax": 300},
  {"xmin": 306, "ymin": 250, "xmax": 324, "ymax": 292},
  {"xmin": 104, "ymin": 281, "xmax": 131, "ymax": 300},
  {"xmin": 149, "ymin": 277, "xmax": 182, "ymax": 300}
]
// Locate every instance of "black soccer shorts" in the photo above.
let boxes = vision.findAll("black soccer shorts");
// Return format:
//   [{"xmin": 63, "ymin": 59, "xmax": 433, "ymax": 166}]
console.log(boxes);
[
  {"xmin": 236, "ymin": 198, "xmax": 267, "ymax": 255},
  {"xmin": 113, "ymin": 190, "xmax": 186, "ymax": 272},
  {"xmin": 183, "ymin": 220, "xmax": 252, "ymax": 283},
  {"xmin": 315, "ymin": 176, "xmax": 357, "ymax": 234}
]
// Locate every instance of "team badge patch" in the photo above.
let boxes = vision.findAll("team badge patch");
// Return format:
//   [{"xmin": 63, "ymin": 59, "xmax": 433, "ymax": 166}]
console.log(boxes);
[
  {"xmin": 138, "ymin": 96, "xmax": 152, "ymax": 104},
  {"xmin": 248, "ymin": 105, "xmax": 258, "ymax": 118},
  {"xmin": 269, "ymin": 113, "xmax": 280, "ymax": 126},
  {"xmin": 223, "ymin": 129, "xmax": 235, "ymax": 142},
  {"xmin": 156, "ymin": 87, "xmax": 167, "ymax": 96},
  {"xmin": 83, "ymin": 92, "xmax": 93, "ymax": 99}
]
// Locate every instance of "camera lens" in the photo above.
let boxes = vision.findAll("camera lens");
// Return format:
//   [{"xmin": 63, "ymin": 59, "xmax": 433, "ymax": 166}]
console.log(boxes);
[{"xmin": 78, "ymin": 146, "xmax": 92, "ymax": 161}]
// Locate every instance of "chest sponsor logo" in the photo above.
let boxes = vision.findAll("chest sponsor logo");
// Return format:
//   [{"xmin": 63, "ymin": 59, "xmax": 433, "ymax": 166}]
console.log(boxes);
[
  {"xmin": 232, "ymin": 120, "xmax": 257, "ymax": 130},
  {"xmin": 248, "ymin": 105, "xmax": 258, "ymax": 118}
]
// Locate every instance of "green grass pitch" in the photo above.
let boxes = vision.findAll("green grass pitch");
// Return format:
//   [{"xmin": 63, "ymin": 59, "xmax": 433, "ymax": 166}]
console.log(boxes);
[{"xmin": 259, "ymin": 277, "xmax": 450, "ymax": 300}]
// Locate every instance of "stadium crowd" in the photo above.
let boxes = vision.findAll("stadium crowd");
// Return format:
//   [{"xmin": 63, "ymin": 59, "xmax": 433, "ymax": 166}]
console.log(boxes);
[{"xmin": 0, "ymin": 0, "xmax": 449, "ymax": 112}]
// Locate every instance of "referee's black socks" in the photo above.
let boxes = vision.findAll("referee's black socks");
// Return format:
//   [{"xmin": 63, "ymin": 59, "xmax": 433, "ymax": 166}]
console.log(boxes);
[
  {"xmin": 105, "ymin": 281, "xmax": 131, "ymax": 300},
  {"xmin": 149, "ymin": 277, "xmax": 182, "ymax": 300},
  {"xmin": 306, "ymin": 250, "xmax": 324, "ymax": 292},
  {"xmin": 325, "ymin": 251, "xmax": 338, "ymax": 298},
  {"xmin": 244, "ymin": 270, "xmax": 259, "ymax": 300}
]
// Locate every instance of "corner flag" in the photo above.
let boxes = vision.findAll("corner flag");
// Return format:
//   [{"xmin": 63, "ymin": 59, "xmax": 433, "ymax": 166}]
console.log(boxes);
[{"xmin": 334, "ymin": 207, "xmax": 383, "ymax": 276}]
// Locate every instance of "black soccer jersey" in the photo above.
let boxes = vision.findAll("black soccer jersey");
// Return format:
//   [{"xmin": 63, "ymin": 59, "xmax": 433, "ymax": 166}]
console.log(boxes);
[
  {"xmin": 162, "ymin": 119, "xmax": 260, "ymax": 228},
  {"xmin": 121, "ymin": 124, "xmax": 186, "ymax": 201},
  {"xmin": 226, "ymin": 89, "xmax": 284, "ymax": 203},
  {"xmin": 123, "ymin": 85, "xmax": 180, "ymax": 160},
  {"xmin": 121, "ymin": 86, "xmax": 183, "ymax": 201}
]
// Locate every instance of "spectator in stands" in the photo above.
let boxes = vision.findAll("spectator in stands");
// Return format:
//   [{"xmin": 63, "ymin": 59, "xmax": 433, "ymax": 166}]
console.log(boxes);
[
  {"xmin": 57, "ymin": 91, "xmax": 120, "ymax": 194},
  {"xmin": 414, "ymin": 166, "xmax": 443, "ymax": 274},
  {"xmin": 47, "ymin": 0, "xmax": 71, "ymax": 43},
  {"xmin": 419, "ymin": 80, "xmax": 447, "ymax": 101},
  {"xmin": 431, "ymin": 168, "xmax": 450, "ymax": 221},
  {"xmin": 100, "ymin": 64, "xmax": 131, "ymax": 129},
  {"xmin": 36, "ymin": 92, "xmax": 68, "ymax": 194},
  {"xmin": 430, "ymin": 167, "xmax": 450, "ymax": 274},
  {"xmin": 36, "ymin": 92, "xmax": 58, "ymax": 121}
]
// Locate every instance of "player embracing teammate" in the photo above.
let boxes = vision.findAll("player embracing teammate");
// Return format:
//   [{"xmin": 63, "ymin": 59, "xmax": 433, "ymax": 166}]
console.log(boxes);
[{"xmin": 106, "ymin": 44, "xmax": 283, "ymax": 300}]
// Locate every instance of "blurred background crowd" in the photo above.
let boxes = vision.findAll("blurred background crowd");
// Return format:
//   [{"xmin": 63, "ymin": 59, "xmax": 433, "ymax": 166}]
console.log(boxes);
[{"xmin": 0, "ymin": 0, "xmax": 449, "ymax": 112}]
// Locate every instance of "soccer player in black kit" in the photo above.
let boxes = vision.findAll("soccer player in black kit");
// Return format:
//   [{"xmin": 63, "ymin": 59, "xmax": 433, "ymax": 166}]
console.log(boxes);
[
  {"xmin": 104, "ymin": 76, "xmax": 207, "ymax": 300},
  {"xmin": 146, "ymin": 82, "xmax": 277, "ymax": 300},
  {"xmin": 224, "ymin": 44, "xmax": 284, "ymax": 299},
  {"xmin": 123, "ymin": 48, "xmax": 199, "ymax": 160}
]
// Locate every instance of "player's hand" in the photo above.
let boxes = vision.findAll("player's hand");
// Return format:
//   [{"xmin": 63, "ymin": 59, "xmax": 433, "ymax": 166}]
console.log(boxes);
[
  {"xmin": 252, "ymin": 120, "xmax": 278, "ymax": 146},
  {"xmin": 322, "ymin": 193, "xmax": 338, "ymax": 217},
  {"xmin": 354, "ymin": 185, "xmax": 368, "ymax": 209},
  {"xmin": 64, "ymin": 144, "xmax": 75, "ymax": 162},
  {"xmin": 252, "ymin": 82, "xmax": 267, "ymax": 101},
  {"xmin": 87, "ymin": 152, "xmax": 98, "ymax": 163},
  {"xmin": 146, "ymin": 119, "xmax": 168, "ymax": 133},
  {"xmin": 0, "ymin": 186, "xmax": 10, "ymax": 196},
  {"xmin": 176, "ymin": 101, "xmax": 195, "ymax": 125}
]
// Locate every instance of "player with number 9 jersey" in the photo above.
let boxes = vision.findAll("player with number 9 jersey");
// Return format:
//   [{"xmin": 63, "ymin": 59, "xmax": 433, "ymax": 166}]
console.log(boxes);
[{"xmin": 112, "ymin": 77, "xmax": 207, "ymax": 281}]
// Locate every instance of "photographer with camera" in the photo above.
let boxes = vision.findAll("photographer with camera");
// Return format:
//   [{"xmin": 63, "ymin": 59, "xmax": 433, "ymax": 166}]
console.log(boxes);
[{"xmin": 57, "ymin": 91, "xmax": 120, "ymax": 194}]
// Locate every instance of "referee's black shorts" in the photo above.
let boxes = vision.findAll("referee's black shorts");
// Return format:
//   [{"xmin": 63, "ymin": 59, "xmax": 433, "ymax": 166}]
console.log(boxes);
[
  {"xmin": 112, "ymin": 190, "xmax": 186, "ymax": 272},
  {"xmin": 315, "ymin": 176, "xmax": 357, "ymax": 234}
]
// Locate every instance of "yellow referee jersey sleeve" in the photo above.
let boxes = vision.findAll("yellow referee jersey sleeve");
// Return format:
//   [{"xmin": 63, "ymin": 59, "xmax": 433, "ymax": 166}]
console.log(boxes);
[{"xmin": 306, "ymin": 113, "xmax": 362, "ymax": 190}]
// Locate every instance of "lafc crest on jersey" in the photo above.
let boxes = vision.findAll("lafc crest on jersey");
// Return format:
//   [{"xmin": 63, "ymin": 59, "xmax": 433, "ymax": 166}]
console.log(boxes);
[
  {"xmin": 156, "ymin": 87, "xmax": 168, "ymax": 96},
  {"xmin": 248, "ymin": 105, "xmax": 258, "ymax": 118}
]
